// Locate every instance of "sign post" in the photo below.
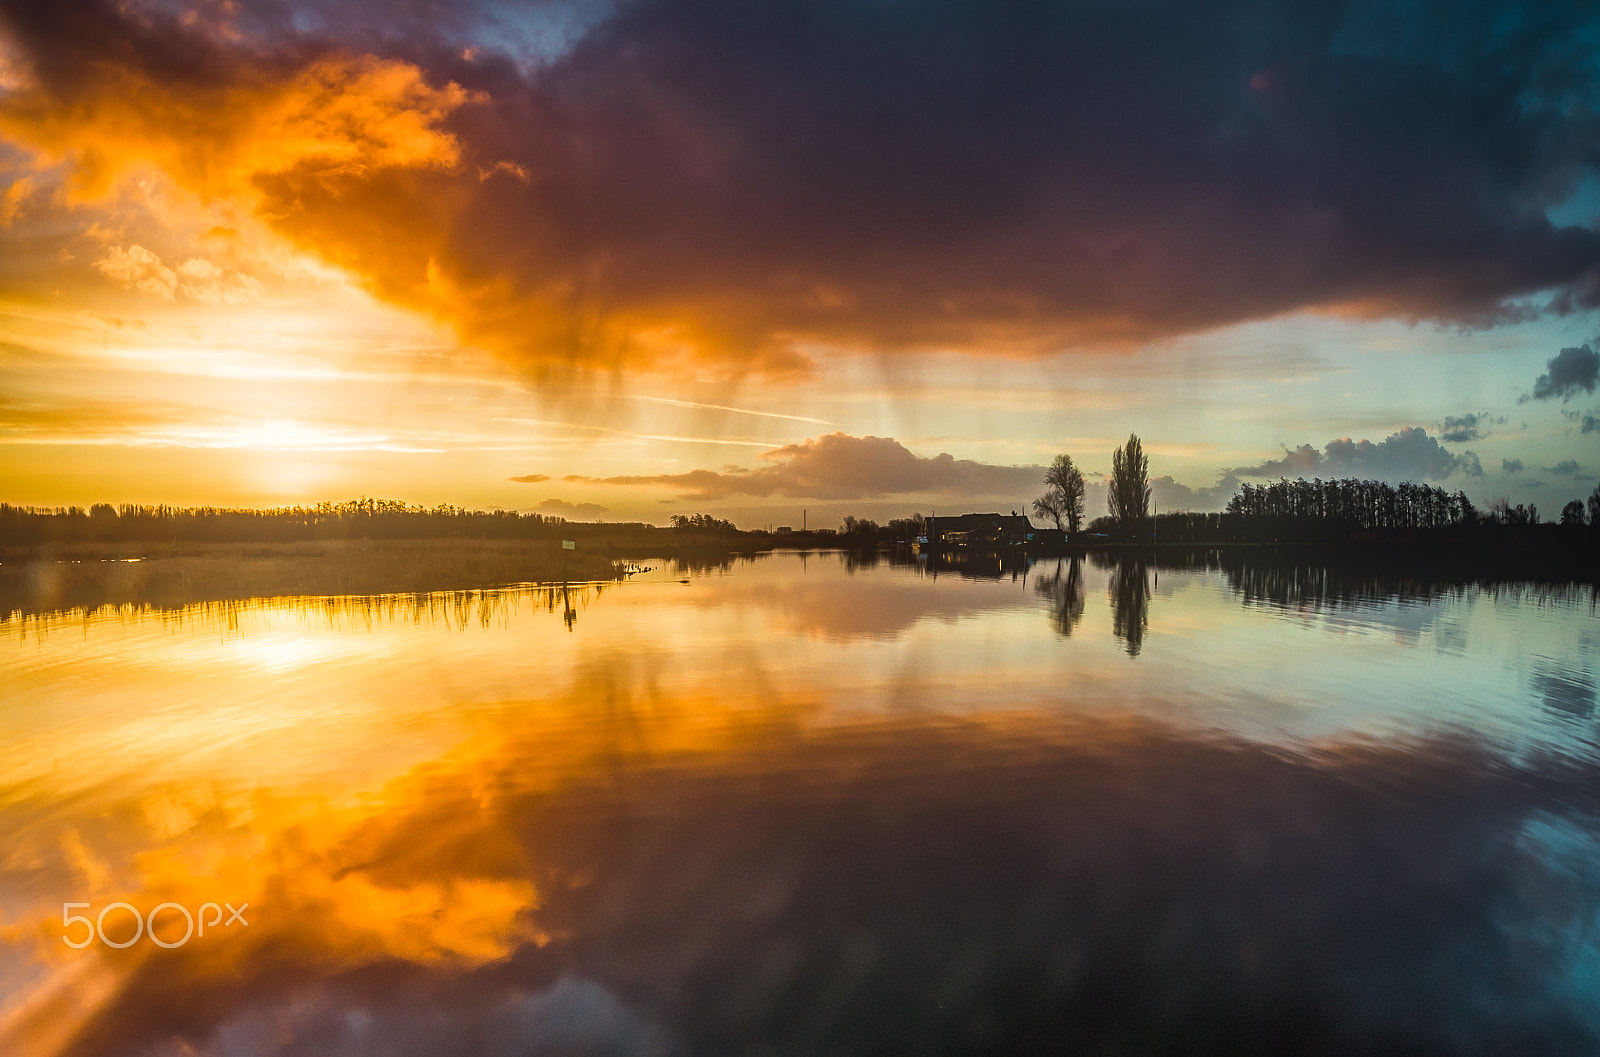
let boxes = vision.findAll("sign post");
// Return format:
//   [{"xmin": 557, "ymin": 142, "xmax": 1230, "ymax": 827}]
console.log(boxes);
[{"xmin": 560, "ymin": 540, "xmax": 577, "ymax": 630}]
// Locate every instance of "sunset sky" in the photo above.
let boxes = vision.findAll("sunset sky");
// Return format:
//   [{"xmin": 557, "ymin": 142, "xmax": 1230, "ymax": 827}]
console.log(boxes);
[{"xmin": 2, "ymin": 0, "xmax": 1600, "ymax": 525}]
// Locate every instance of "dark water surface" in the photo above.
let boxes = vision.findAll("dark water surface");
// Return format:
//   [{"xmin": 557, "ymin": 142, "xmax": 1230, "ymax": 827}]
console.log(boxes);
[{"xmin": 3, "ymin": 552, "xmax": 1599, "ymax": 1055}]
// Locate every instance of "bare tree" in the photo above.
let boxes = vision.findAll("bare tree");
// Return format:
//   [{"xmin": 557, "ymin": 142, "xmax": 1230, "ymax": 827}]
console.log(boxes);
[
  {"xmin": 1032, "ymin": 491, "xmax": 1066, "ymax": 531},
  {"xmin": 1108, "ymin": 434, "xmax": 1151, "ymax": 526},
  {"xmin": 1033, "ymin": 454, "xmax": 1086, "ymax": 532}
]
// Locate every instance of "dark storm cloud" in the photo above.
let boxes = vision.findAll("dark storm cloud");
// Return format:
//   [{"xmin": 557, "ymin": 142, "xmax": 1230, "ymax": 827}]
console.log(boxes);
[
  {"xmin": 1545, "ymin": 459, "xmax": 1583, "ymax": 475},
  {"xmin": 566, "ymin": 432, "xmax": 1041, "ymax": 500},
  {"xmin": 4, "ymin": 0, "xmax": 1600, "ymax": 370},
  {"xmin": 1584, "ymin": 414, "xmax": 1600, "ymax": 435},
  {"xmin": 1504, "ymin": 458, "xmax": 1526, "ymax": 472},
  {"xmin": 1438, "ymin": 412, "xmax": 1503, "ymax": 444},
  {"xmin": 1530, "ymin": 344, "xmax": 1600, "ymax": 402},
  {"xmin": 1235, "ymin": 427, "xmax": 1474, "ymax": 482}
]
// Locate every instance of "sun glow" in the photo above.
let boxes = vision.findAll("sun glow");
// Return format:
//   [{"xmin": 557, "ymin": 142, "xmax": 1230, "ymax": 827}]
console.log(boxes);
[{"xmin": 175, "ymin": 419, "xmax": 412, "ymax": 452}]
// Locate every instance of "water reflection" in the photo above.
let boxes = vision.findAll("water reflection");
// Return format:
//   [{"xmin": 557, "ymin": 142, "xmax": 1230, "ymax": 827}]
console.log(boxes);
[
  {"xmin": 5, "ymin": 553, "xmax": 1600, "ymax": 1055},
  {"xmin": 1097, "ymin": 553, "xmax": 1152, "ymax": 657},
  {"xmin": 1204, "ymin": 550, "xmax": 1596, "ymax": 613},
  {"xmin": 1531, "ymin": 660, "xmax": 1598, "ymax": 718},
  {"xmin": 10, "ymin": 548, "xmax": 1594, "ymax": 641},
  {"xmin": 841, "ymin": 549, "xmax": 880, "ymax": 572},
  {"xmin": 6, "ymin": 697, "xmax": 1600, "ymax": 1057},
  {"xmin": 1220, "ymin": 557, "xmax": 1463, "ymax": 612},
  {"xmin": 1035, "ymin": 557, "xmax": 1086, "ymax": 637},
  {"xmin": 917, "ymin": 549, "xmax": 1033, "ymax": 582},
  {"xmin": 2, "ymin": 581, "xmax": 610, "ymax": 639}
]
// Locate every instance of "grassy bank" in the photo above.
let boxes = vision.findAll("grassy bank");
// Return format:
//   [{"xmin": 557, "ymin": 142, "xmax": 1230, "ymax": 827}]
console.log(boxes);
[
  {"xmin": 1091, "ymin": 537, "xmax": 1600, "ymax": 585},
  {"xmin": 0, "ymin": 538, "xmax": 627, "ymax": 619}
]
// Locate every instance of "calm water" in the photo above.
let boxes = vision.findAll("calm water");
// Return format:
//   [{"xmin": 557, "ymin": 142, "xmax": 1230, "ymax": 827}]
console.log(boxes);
[{"xmin": 3, "ymin": 551, "xmax": 1600, "ymax": 1055}]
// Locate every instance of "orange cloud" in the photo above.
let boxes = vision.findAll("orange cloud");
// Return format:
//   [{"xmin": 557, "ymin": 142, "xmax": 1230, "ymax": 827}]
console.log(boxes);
[
  {"xmin": 4, "ymin": 0, "xmax": 1600, "ymax": 381},
  {"xmin": 0, "ymin": 173, "xmax": 32, "ymax": 225},
  {"xmin": 0, "ymin": 51, "xmax": 468, "ymax": 202}
]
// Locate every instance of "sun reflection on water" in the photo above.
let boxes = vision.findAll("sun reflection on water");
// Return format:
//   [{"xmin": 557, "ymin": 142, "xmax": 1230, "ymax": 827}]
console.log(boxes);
[{"xmin": 1, "ymin": 554, "xmax": 1597, "ymax": 1055}]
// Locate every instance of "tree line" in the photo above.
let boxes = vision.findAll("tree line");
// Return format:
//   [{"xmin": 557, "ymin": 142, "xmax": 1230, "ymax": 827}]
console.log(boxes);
[
  {"xmin": 1224, "ymin": 479, "xmax": 1478, "ymax": 529},
  {"xmin": 1226, "ymin": 478, "xmax": 1600, "ymax": 531},
  {"xmin": 0, "ymin": 499, "xmax": 646, "ymax": 545},
  {"xmin": 669, "ymin": 513, "xmax": 738, "ymax": 533},
  {"xmin": 1029, "ymin": 433, "xmax": 1600, "ymax": 543},
  {"xmin": 0, "ymin": 498, "xmax": 935, "ymax": 549}
]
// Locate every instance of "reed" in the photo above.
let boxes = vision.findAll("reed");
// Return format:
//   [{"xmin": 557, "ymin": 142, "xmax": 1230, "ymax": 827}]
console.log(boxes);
[{"xmin": 0, "ymin": 538, "xmax": 624, "ymax": 619}]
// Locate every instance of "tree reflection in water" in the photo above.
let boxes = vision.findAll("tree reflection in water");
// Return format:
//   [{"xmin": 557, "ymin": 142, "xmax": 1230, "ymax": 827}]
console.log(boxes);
[
  {"xmin": 1095, "ymin": 552, "xmax": 1152, "ymax": 657},
  {"xmin": 1035, "ymin": 557, "xmax": 1086, "ymax": 637}
]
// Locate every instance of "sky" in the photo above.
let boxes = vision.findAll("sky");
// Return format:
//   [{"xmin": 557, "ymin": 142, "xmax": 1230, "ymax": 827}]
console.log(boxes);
[{"xmin": 2, "ymin": 0, "xmax": 1600, "ymax": 526}]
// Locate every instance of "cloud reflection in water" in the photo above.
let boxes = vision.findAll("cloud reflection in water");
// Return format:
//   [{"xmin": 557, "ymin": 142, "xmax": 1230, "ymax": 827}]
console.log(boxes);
[
  {"xmin": 3, "ymin": 555, "xmax": 1599, "ymax": 1055},
  {"xmin": 10, "ymin": 700, "xmax": 1600, "ymax": 1057}
]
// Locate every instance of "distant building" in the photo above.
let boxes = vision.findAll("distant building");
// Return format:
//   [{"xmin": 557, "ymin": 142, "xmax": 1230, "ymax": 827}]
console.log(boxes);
[
  {"xmin": 924, "ymin": 513, "xmax": 1037, "ymax": 547},
  {"xmin": 814, "ymin": 527, "xmax": 837, "ymax": 536},
  {"xmin": 775, "ymin": 526, "xmax": 793, "ymax": 535}
]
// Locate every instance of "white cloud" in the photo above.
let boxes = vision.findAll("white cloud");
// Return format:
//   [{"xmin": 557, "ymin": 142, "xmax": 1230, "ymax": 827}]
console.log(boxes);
[
  {"xmin": 94, "ymin": 244, "xmax": 176, "ymax": 299},
  {"xmin": 94, "ymin": 245, "xmax": 260, "ymax": 303}
]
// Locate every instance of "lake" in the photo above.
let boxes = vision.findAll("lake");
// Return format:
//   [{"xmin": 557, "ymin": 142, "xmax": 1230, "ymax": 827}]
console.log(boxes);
[{"xmin": 3, "ymin": 550, "xmax": 1599, "ymax": 1055}]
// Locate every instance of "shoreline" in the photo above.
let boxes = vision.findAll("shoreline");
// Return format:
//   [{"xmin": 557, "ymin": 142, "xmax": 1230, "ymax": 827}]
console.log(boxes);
[
  {"xmin": 5, "ymin": 533, "xmax": 1597, "ymax": 622},
  {"xmin": 0, "ymin": 539, "xmax": 630, "ymax": 620}
]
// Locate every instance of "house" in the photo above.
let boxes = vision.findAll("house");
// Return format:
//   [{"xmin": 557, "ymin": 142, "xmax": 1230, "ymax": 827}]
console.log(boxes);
[
  {"xmin": 923, "ymin": 512, "xmax": 1037, "ymax": 547},
  {"xmin": 775, "ymin": 526, "xmax": 793, "ymax": 535}
]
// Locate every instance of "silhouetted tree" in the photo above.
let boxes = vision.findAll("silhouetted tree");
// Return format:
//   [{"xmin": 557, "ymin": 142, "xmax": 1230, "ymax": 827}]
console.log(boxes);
[
  {"xmin": 841, "ymin": 516, "xmax": 881, "ymax": 536},
  {"xmin": 1225, "ymin": 478, "xmax": 1477, "ymax": 531},
  {"xmin": 1108, "ymin": 434, "xmax": 1151, "ymax": 527},
  {"xmin": 885, "ymin": 515, "xmax": 923, "ymax": 541},
  {"xmin": 1033, "ymin": 454, "xmax": 1086, "ymax": 533},
  {"xmin": 0, "ymin": 498, "xmax": 584, "ymax": 545},
  {"xmin": 671, "ymin": 513, "xmax": 738, "ymax": 532},
  {"xmin": 1486, "ymin": 500, "xmax": 1539, "ymax": 525},
  {"xmin": 1589, "ymin": 484, "xmax": 1600, "ymax": 527},
  {"xmin": 1086, "ymin": 515, "xmax": 1117, "ymax": 535},
  {"xmin": 1561, "ymin": 500, "xmax": 1586, "ymax": 525}
]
